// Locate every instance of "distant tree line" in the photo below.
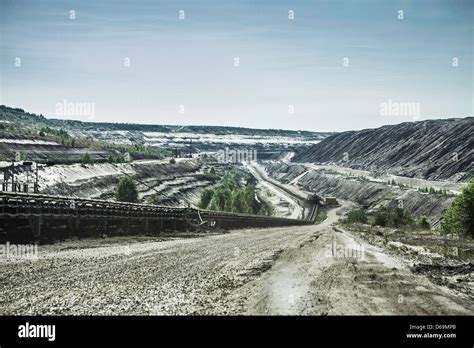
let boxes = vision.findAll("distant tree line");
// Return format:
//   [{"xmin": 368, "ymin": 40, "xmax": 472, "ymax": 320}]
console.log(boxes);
[
  {"xmin": 344, "ymin": 178, "xmax": 473, "ymax": 236},
  {"xmin": 344, "ymin": 207, "xmax": 430, "ymax": 230}
]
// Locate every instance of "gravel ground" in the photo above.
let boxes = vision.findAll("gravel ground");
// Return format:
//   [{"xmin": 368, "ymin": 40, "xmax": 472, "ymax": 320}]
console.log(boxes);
[
  {"xmin": 1, "ymin": 205, "xmax": 472, "ymax": 315},
  {"xmin": 242, "ymin": 225, "xmax": 473, "ymax": 315},
  {"xmin": 0, "ymin": 226, "xmax": 320, "ymax": 315}
]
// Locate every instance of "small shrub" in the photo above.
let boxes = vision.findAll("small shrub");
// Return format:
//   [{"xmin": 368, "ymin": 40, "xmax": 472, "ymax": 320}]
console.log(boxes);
[
  {"xmin": 418, "ymin": 216, "xmax": 431, "ymax": 229},
  {"xmin": 115, "ymin": 176, "xmax": 139, "ymax": 203},
  {"xmin": 346, "ymin": 209, "xmax": 368, "ymax": 224},
  {"xmin": 372, "ymin": 206, "xmax": 413, "ymax": 228},
  {"xmin": 147, "ymin": 194, "xmax": 161, "ymax": 205},
  {"xmin": 199, "ymin": 188, "xmax": 214, "ymax": 209},
  {"xmin": 82, "ymin": 153, "xmax": 93, "ymax": 164}
]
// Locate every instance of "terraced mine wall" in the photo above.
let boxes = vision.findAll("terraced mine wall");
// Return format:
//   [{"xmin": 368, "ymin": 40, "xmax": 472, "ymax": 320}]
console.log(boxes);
[
  {"xmin": 264, "ymin": 162, "xmax": 456, "ymax": 226},
  {"xmin": 293, "ymin": 117, "xmax": 473, "ymax": 182},
  {"xmin": 0, "ymin": 192, "xmax": 312, "ymax": 243}
]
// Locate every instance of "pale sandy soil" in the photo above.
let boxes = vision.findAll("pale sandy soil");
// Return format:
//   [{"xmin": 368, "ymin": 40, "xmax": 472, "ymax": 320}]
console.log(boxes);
[{"xmin": 1, "ymin": 205, "xmax": 471, "ymax": 315}]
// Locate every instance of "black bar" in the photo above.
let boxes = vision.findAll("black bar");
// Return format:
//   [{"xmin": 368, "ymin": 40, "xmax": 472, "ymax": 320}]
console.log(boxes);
[{"xmin": 0, "ymin": 316, "xmax": 472, "ymax": 346}]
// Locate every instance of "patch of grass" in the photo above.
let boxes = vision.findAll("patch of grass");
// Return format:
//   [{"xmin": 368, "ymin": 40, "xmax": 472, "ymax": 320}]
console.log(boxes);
[{"xmin": 383, "ymin": 193, "xmax": 398, "ymax": 200}]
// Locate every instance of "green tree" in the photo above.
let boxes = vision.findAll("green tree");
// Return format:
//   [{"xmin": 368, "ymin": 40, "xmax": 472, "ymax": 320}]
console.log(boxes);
[
  {"xmin": 393, "ymin": 207, "xmax": 414, "ymax": 226},
  {"xmin": 208, "ymin": 196, "xmax": 220, "ymax": 211},
  {"xmin": 199, "ymin": 188, "xmax": 214, "ymax": 209},
  {"xmin": 231, "ymin": 190, "xmax": 249, "ymax": 213},
  {"xmin": 346, "ymin": 209, "xmax": 368, "ymax": 224},
  {"xmin": 244, "ymin": 185, "xmax": 256, "ymax": 214},
  {"xmin": 418, "ymin": 216, "xmax": 431, "ymax": 229},
  {"xmin": 372, "ymin": 206, "xmax": 413, "ymax": 227},
  {"xmin": 82, "ymin": 153, "xmax": 93, "ymax": 164},
  {"xmin": 215, "ymin": 187, "xmax": 232, "ymax": 211},
  {"xmin": 374, "ymin": 210, "xmax": 388, "ymax": 227},
  {"xmin": 441, "ymin": 178, "xmax": 474, "ymax": 236},
  {"xmin": 198, "ymin": 170, "xmax": 272, "ymax": 216},
  {"xmin": 115, "ymin": 176, "xmax": 139, "ymax": 203}
]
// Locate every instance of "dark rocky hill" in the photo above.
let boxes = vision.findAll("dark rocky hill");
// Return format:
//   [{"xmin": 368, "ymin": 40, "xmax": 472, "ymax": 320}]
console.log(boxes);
[{"xmin": 294, "ymin": 118, "xmax": 473, "ymax": 182}]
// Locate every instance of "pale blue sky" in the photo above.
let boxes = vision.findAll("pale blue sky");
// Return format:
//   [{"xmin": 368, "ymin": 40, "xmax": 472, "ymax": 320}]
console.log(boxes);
[{"xmin": 1, "ymin": 0, "xmax": 472, "ymax": 131}]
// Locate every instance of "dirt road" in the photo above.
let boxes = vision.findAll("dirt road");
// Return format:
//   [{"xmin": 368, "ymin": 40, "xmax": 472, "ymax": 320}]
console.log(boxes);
[
  {"xmin": 244, "ymin": 162, "xmax": 303, "ymax": 219},
  {"xmin": 1, "ymin": 205, "xmax": 471, "ymax": 315},
  {"xmin": 242, "ymin": 221, "xmax": 472, "ymax": 314}
]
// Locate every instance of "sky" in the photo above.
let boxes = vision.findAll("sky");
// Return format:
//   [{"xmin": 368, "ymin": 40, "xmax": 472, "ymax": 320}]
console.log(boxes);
[{"xmin": 1, "ymin": 0, "xmax": 472, "ymax": 132}]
